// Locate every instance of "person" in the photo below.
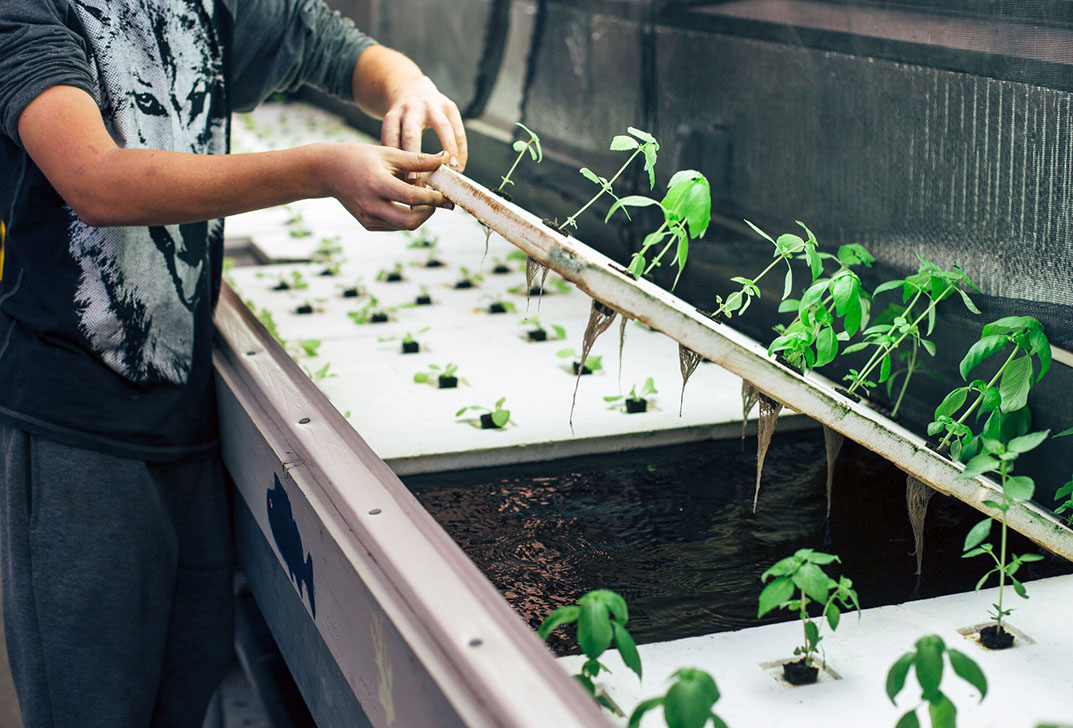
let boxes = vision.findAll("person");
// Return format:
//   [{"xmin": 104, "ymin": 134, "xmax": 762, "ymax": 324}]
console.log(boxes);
[{"xmin": 0, "ymin": 0, "xmax": 467, "ymax": 725}]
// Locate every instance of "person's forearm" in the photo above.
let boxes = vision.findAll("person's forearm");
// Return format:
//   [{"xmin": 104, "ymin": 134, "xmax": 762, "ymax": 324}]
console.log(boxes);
[
  {"xmin": 350, "ymin": 45, "xmax": 426, "ymax": 119},
  {"xmin": 71, "ymin": 145, "xmax": 330, "ymax": 228}
]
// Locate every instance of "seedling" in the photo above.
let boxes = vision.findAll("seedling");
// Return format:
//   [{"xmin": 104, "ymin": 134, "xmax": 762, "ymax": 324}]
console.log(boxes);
[
  {"xmin": 407, "ymin": 232, "xmax": 439, "ymax": 249},
  {"xmin": 379, "ymin": 328, "xmax": 429, "ymax": 354},
  {"xmin": 347, "ymin": 296, "xmax": 388, "ymax": 325},
  {"xmin": 491, "ymin": 257, "xmax": 513, "ymax": 275},
  {"xmin": 538, "ymin": 589, "xmax": 641, "ymax": 714},
  {"xmin": 339, "ymin": 281, "xmax": 362, "ymax": 298},
  {"xmin": 252, "ymin": 304, "xmax": 282, "ymax": 343},
  {"xmin": 769, "ymin": 242, "xmax": 874, "ymax": 374},
  {"xmin": 558, "ymin": 348, "xmax": 603, "ymax": 375},
  {"xmin": 757, "ymin": 549, "xmax": 859, "ymax": 684},
  {"xmin": 606, "ymin": 169, "xmax": 712, "ymax": 289},
  {"xmin": 886, "ymin": 635, "xmax": 987, "ymax": 728},
  {"xmin": 521, "ymin": 317, "xmax": 566, "ymax": 342},
  {"xmin": 272, "ymin": 269, "xmax": 309, "ymax": 291},
  {"xmin": 296, "ymin": 339, "xmax": 321, "ymax": 357},
  {"xmin": 557, "ymin": 127, "xmax": 659, "ymax": 233},
  {"xmin": 604, "ymin": 378, "xmax": 657, "ymax": 413},
  {"xmin": 628, "ymin": 668, "xmax": 727, "ymax": 728},
  {"xmin": 456, "ymin": 397, "xmax": 512, "ymax": 429},
  {"xmin": 319, "ymin": 260, "xmax": 341, "ymax": 277},
  {"xmin": 483, "ymin": 294, "xmax": 516, "ymax": 314},
  {"xmin": 285, "ymin": 211, "xmax": 312, "ymax": 239},
  {"xmin": 493, "ymin": 122, "xmax": 542, "ymax": 195},
  {"xmin": 295, "ymin": 300, "xmax": 316, "ymax": 315},
  {"xmin": 415, "ymin": 285, "xmax": 433, "ymax": 306},
  {"xmin": 315, "ymin": 235, "xmax": 342, "ymax": 259},
  {"xmin": 929, "ymin": 316, "xmax": 1050, "ymax": 460},
  {"xmin": 844, "ymin": 256, "xmax": 979, "ymax": 399},
  {"xmin": 305, "ymin": 361, "xmax": 336, "ymax": 384},
  {"xmin": 1054, "ymin": 429, "xmax": 1073, "ymax": 524},
  {"xmin": 376, "ymin": 263, "xmax": 405, "ymax": 282},
  {"xmin": 958, "ymin": 429, "xmax": 1049, "ymax": 646},
  {"xmin": 414, "ymin": 362, "xmax": 459, "ymax": 389},
  {"xmin": 454, "ymin": 266, "xmax": 483, "ymax": 289}
]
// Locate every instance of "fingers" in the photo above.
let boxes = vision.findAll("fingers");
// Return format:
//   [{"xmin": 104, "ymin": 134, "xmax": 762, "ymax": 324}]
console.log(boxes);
[
  {"xmin": 380, "ymin": 173, "xmax": 449, "ymax": 208},
  {"xmin": 442, "ymin": 101, "xmax": 468, "ymax": 171},
  {"xmin": 380, "ymin": 107, "xmax": 402, "ymax": 152}
]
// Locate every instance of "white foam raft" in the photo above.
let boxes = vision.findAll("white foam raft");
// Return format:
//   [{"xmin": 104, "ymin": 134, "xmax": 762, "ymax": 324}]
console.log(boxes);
[{"xmin": 559, "ymin": 575, "xmax": 1073, "ymax": 728}]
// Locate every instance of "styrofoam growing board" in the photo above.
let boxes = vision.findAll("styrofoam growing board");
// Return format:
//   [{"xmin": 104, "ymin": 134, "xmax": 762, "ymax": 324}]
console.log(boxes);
[
  {"xmin": 559, "ymin": 574, "xmax": 1073, "ymax": 728},
  {"xmin": 226, "ymin": 201, "xmax": 807, "ymax": 475},
  {"xmin": 425, "ymin": 165, "xmax": 1073, "ymax": 562}
]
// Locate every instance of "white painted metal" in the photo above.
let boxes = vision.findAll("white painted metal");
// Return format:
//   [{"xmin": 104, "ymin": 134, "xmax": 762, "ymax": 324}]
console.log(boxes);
[
  {"xmin": 214, "ymin": 285, "xmax": 611, "ymax": 728},
  {"xmin": 426, "ymin": 165, "xmax": 1073, "ymax": 562}
]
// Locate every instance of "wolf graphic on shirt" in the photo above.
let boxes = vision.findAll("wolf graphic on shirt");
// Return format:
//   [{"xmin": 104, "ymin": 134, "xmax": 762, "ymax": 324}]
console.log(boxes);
[{"xmin": 69, "ymin": 0, "xmax": 226, "ymax": 384}]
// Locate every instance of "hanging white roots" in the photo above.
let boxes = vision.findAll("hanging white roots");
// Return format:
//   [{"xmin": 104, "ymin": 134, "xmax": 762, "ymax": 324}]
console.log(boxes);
[
  {"xmin": 524, "ymin": 256, "xmax": 551, "ymax": 312},
  {"xmin": 905, "ymin": 474, "xmax": 937, "ymax": 577},
  {"xmin": 741, "ymin": 380, "xmax": 760, "ymax": 443},
  {"xmin": 822, "ymin": 426, "xmax": 846, "ymax": 520},
  {"xmin": 753, "ymin": 393, "xmax": 783, "ymax": 513},
  {"xmin": 480, "ymin": 223, "xmax": 493, "ymax": 270},
  {"xmin": 569, "ymin": 300, "xmax": 617, "ymax": 430},
  {"xmin": 678, "ymin": 345, "xmax": 703, "ymax": 416}
]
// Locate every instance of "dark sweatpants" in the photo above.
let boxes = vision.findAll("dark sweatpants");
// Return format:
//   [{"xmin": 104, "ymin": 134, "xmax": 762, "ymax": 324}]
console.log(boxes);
[{"xmin": 0, "ymin": 424, "xmax": 233, "ymax": 728}]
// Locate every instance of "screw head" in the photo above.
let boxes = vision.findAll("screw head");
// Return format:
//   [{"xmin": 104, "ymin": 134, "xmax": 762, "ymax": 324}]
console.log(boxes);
[
  {"xmin": 298, "ymin": 417, "xmax": 311, "ymax": 425},
  {"xmin": 468, "ymin": 638, "xmax": 483, "ymax": 648},
  {"xmin": 368, "ymin": 508, "xmax": 382, "ymax": 515}
]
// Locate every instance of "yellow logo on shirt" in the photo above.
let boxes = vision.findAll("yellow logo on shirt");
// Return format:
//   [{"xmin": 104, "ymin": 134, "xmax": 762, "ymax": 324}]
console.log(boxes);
[{"xmin": 0, "ymin": 219, "xmax": 5, "ymax": 282}]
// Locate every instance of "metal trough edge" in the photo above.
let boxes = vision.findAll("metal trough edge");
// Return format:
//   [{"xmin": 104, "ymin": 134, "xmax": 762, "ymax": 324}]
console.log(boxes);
[{"xmin": 427, "ymin": 166, "xmax": 1073, "ymax": 563}]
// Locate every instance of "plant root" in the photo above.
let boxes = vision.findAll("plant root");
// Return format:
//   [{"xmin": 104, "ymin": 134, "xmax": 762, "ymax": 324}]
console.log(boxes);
[
  {"xmin": 822, "ymin": 427, "xmax": 845, "ymax": 520},
  {"xmin": 479, "ymin": 223, "xmax": 493, "ymax": 271},
  {"xmin": 570, "ymin": 300, "xmax": 618, "ymax": 430},
  {"xmin": 617, "ymin": 316, "xmax": 629, "ymax": 390},
  {"xmin": 678, "ymin": 345, "xmax": 703, "ymax": 416},
  {"xmin": 753, "ymin": 393, "xmax": 783, "ymax": 512},
  {"xmin": 905, "ymin": 473, "xmax": 936, "ymax": 581},
  {"xmin": 525, "ymin": 256, "xmax": 551, "ymax": 312},
  {"xmin": 741, "ymin": 380, "xmax": 761, "ymax": 448}
]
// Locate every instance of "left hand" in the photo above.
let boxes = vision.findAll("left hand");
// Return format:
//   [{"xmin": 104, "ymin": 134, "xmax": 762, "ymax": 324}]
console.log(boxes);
[{"xmin": 380, "ymin": 76, "xmax": 468, "ymax": 173}]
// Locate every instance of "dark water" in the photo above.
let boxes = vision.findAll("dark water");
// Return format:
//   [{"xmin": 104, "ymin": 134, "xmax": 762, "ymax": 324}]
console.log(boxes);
[{"xmin": 406, "ymin": 430, "xmax": 1072, "ymax": 654}]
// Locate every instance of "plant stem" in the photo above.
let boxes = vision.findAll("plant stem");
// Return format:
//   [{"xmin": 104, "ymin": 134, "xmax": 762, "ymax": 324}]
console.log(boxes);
[
  {"xmin": 494, "ymin": 145, "xmax": 528, "ymax": 193},
  {"xmin": 559, "ymin": 148, "xmax": 644, "ymax": 232},
  {"xmin": 891, "ymin": 338, "xmax": 918, "ymax": 418},
  {"xmin": 847, "ymin": 285, "xmax": 939, "ymax": 395},
  {"xmin": 997, "ymin": 462, "xmax": 1009, "ymax": 630},
  {"xmin": 713, "ymin": 242, "xmax": 806, "ymax": 318},
  {"xmin": 937, "ymin": 345, "xmax": 1019, "ymax": 450},
  {"xmin": 642, "ymin": 222, "xmax": 674, "ymax": 274},
  {"xmin": 799, "ymin": 589, "xmax": 812, "ymax": 665}
]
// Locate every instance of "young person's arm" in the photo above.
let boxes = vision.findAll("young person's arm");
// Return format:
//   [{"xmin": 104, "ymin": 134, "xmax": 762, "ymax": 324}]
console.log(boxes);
[
  {"xmin": 17, "ymin": 85, "xmax": 450, "ymax": 231},
  {"xmin": 350, "ymin": 45, "xmax": 468, "ymax": 171}
]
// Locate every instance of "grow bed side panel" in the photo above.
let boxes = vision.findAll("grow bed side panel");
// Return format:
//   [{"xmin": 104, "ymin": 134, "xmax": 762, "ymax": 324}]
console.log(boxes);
[
  {"xmin": 214, "ymin": 285, "xmax": 609, "ymax": 728},
  {"xmin": 427, "ymin": 166, "xmax": 1073, "ymax": 563}
]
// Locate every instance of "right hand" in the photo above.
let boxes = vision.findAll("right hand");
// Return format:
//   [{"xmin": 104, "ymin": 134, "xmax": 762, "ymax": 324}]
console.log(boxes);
[{"xmin": 322, "ymin": 144, "xmax": 453, "ymax": 232}]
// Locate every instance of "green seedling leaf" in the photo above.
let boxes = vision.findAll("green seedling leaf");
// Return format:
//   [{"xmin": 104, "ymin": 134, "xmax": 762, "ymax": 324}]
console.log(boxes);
[
  {"xmin": 757, "ymin": 576, "xmax": 794, "ymax": 617},
  {"xmin": 611, "ymin": 621, "xmax": 642, "ymax": 679},
  {"xmin": 999, "ymin": 355, "xmax": 1033, "ymax": 412},
  {"xmin": 664, "ymin": 669, "xmax": 720, "ymax": 728},
  {"xmin": 914, "ymin": 635, "xmax": 944, "ymax": 697},
  {"xmin": 579, "ymin": 167, "xmax": 601, "ymax": 185},
  {"xmin": 963, "ymin": 517, "xmax": 992, "ymax": 551},
  {"xmin": 896, "ymin": 710, "xmax": 922, "ymax": 728},
  {"xmin": 1007, "ymin": 430, "xmax": 1050, "ymax": 453},
  {"xmin": 959, "ymin": 335, "xmax": 1008, "ymax": 379},
  {"xmin": 744, "ymin": 219, "xmax": 775, "ymax": 244},
  {"xmin": 792, "ymin": 562, "xmax": 831, "ymax": 604},
  {"xmin": 610, "ymin": 134, "xmax": 640, "ymax": 151},
  {"xmin": 663, "ymin": 170, "xmax": 711, "ymax": 238},
  {"xmin": 628, "ymin": 126, "xmax": 656, "ymax": 143},
  {"xmin": 537, "ymin": 605, "xmax": 579, "ymax": 640},
  {"xmin": 958, "ymin": 454, "xmax": 1000, "ymax": 479},
  {"xmin": 1005, "ymin": 475, "xmax": 1035, "ymax": 502},
  {"xmin": 605, "ymin": 194, "xmax": 660, "ymax": 222},
  {"xmin": 576, "ymin": 600, "xmax": 613, "ymax": 660},
  {"xmin": 491, "ymin": 409, "xmax": 510, "ymax": 427},
  {"xmin": 874, "ymin": 279, "xmax": 904, "ymax": 297},
  {"xmin": 928, "ymin": 693, "xmax": 957, "ymax": 728},
  {"xmin": 627, "ymin": 697, "xmax": 664, "ymax": 728},
  {"xmin": 886, "ymin": 652, "xmax": 915, "ymax": 703}
]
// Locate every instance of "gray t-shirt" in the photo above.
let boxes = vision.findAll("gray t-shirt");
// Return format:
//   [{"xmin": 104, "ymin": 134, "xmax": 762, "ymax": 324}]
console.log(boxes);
[{"xmin": 0, "ymin": 0, "xmax": 375, "ymax": 460}]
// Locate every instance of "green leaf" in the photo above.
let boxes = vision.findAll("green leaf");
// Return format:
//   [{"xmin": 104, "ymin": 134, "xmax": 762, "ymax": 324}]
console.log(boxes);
[
  {"xmin": 886, "ymin": 652, "xmax": 915, "ymax": 703},
  {"xmin": 963, "ymin": 518, "xmax": 992, "ymax": 551},
  {"xmin": 605, "ymin": 194, "xmax": 659, "ymax": 222},
  {"xmin": 999, "ymin": 355, "xmax": 1034, "ymax": 412},
  {"xmin": 946, "ymin": 649, "xmax": 987, "ymax": 700},
  {"xmin": 627, "ymin": 697, "xmax": 663, "ymax": 728},
  {"xmin": 611, "ymin": 621, "xmax": 642, "ymax": 680},
  {"xmin": 960, "ymin": 335, "xmax": 1008, "ymax": 380},
  {"xmin": 913, "ymin": 635, "xmax": 944, "ymax": 697},
  {"xmin": 800, "ymin": 279, "xmax": 829, "ymax": 310},
  {"xmin": 962, "ymin": 547, "xmax": 989, "ymax": 559},
  {"xmin": 757, "ymin": 576, "xmax": 794, "ymax": 617},
  {"xmin": 1005, "ymin": 475, "xmax": 1035, "ymax": 502},
  {"xmin": 815, "ymin": 326, "xmax": 837, "ymax": 367},
  {"xmin": 775, "ymin": 233, "xmax": 804, "ymax": 256},
  {"xmin": 1010, "ymin": 574, "xmax": 1028, "ymax": 598},
  {"xmin": 744, "ymin": 219, "xmax": 775, "ymax": 244},
  {"xmin": 792, "ymin": 562, "xmax": 831, "ymax": 604},
  {"xmin": 576, "ymin": 601, "xmax": 613, "ymax": 660},
  {"xmin": 801, "ymin": 549, "xmax": 840, "ymax": 565},
  {"xmin": 663, "ymin": 170, "xmax": 711, "ymax": 239},
  {"xmin": 895, "ymin": 709, "xmax": 921, "ymax": 728},
  {"xmin": 579, "ymin": 167, "xmax": 601, "ymax": 185},
  {"xmin": 778, "ymin": 298, "xmax": 801, "ymax": 314},
  {"xmin": 665, "ymin": 669, "xmax": 720, "ymax": 728},
  {"xmin": 537, "ymin": 605, "xmax": 579, "ymax": 640},
  {"xmin": 642, "ymin": 144, "xmax": 658, "ymax": 188},
  {"xmin": 880, "ymin": 352, "xmax": 892, "ymax": 383},
  {"xmin": 1029, "ymin": 327, "xmax": 1051, "ymax": 380},
  {"xmin": 832, "ymin": 274, "xmax": 858, "ymax": 315},
  {"xmin": 512, "ymin": 139, "xmax": 527, "ymax": 153},
  {"xmin": 628, "ymin": 126, "xmax": 656, "ymax": 143},
  {"xmin": 610, "ymin": 134, "xmax": 640, "ymax": 151},
  {"xmin": 959, "ymin": 454, "xmax": 1000, "ymax": 479},
  {"xmin": 783, "ymin": 269, "xmax": 794, "ymax": 300},
  {"xmin": 874, "ymin": 279, "xmax": 905, "ymax": 297},
  {"xmin": 928, "ymin": 692, "xmax": 957, "ymax": 728},
  {"xmin": 826, "ymin": 603, "xmax": 841, "ymax": 630},
  {"xmin": 1008, "ymin": 430, "xmax": 1050, "ymax": 454},
  {"xmin": 491, "ymin": 409, "xmax": 510, "ymax": 427}
]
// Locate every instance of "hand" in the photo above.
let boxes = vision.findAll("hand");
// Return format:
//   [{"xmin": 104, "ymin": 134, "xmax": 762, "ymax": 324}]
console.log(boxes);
[
  {"xmin": 322, "ymin": 144, "xmax": 453, "ymax": 232},
  {"xmin": 380, "ymin": 76, "xmax": 468, "ymax": 173}
]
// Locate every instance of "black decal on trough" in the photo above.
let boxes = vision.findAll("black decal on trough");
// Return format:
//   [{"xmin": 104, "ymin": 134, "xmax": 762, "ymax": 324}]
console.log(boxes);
[{"xmin": 267, "ymin": 474, "xmax": 316, "ymax": 618}]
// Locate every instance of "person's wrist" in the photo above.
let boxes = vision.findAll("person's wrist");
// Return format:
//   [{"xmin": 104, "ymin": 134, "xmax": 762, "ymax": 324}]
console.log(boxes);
[{"xmin": 304, "ymin": 143, "xmax": 338, "ymax": 199}]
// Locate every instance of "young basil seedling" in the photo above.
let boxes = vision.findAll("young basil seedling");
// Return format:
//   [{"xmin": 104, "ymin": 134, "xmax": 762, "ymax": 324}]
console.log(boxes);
[
  {"xmin": 628, "ymin": 668, "xmax": 728, "ymax": 728},
  {"xmin": 538, "ymin": 589, "xmax": 642, "ymax": 714},
  {"xmin": 886, "ymin": 635, "xmax": 987, "ymax": 728},
  {"xmin": 494, "ymin": 123, "xmax": 542, "ymax": 194},
  {"xmin": 455, "ymin": 397, "xmax": 512, "ymax": 428}
]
